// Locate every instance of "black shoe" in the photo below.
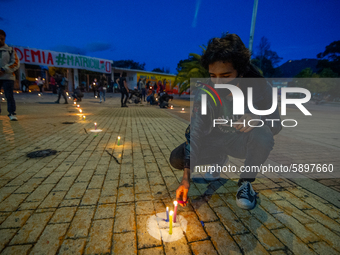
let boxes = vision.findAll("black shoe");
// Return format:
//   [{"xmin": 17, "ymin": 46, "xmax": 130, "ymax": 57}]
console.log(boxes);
[
  {"xmin": 236, "ymin": 181, "xmax": 256, "ymax": 210},
  {"xmin": 64, "ymin": 102, "xmax": 68, "ymax": 104},
  {"xmin": 55, "ymin": 101, "xmax": 59, "ymax": 104}
]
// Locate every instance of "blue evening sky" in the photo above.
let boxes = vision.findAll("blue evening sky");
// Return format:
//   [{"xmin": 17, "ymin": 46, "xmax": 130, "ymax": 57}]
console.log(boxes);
[{"xmin": 1, "ymin": 0, "xmax": 339, "ymax": 73}]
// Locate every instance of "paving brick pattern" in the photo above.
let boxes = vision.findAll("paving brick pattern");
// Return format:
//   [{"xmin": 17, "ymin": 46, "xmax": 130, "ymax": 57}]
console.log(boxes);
[{"xmin": 0, "ymin": 93, "xmax": 339, "ymax": 254}]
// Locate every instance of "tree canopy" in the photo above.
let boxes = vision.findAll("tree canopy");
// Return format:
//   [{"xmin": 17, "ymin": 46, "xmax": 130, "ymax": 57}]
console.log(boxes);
[
  {"xmin": 112, "ymin": 60, "xmax": 145, "ymax": 70},
  {"xmin": 173, "ymin": 46, "xmax": 209, "ymax": 95},
  {"xmin": 152, "ymin": 67, "xmax": 170, "ymax": 73},
  {"xmin": 252, "ymin": 37, "xmax": 282, "ymax": 77},
  {"xmin": 316, "ymin": 40, "xmax": 340, "ymax": 76}
]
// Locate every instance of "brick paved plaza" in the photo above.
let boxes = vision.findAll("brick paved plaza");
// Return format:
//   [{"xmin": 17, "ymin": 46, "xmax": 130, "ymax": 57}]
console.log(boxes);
[{"xmin": 0, "ymin": 92, "xmax": 339, "ymax": 254}]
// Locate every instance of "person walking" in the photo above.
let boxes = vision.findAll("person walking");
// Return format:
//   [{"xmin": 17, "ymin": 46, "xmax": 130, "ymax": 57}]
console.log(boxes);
[
  {"xmin": 0, "ymin": 29, "xmax": 20, "ymax": 121},
  {"xmin": 37, "ymin": 76, "xmax": 44, "ymax": 92},
  {"xmin": 116, "ymin": 72, "xmax": 129, "ymax": 107},
  {"xmin": 54, "ymin": 73, "xmax": 68, "ymax": 104},
  {"xmin": 99, "ymin": 73, "xmax": 107, "ymax": 103}
]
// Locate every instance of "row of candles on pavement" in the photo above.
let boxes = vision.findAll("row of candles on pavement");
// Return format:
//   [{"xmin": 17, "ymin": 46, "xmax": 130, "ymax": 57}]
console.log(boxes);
[
  {"xmin": 74, "ymin": 100, "xmax": 122, "ymax": 145},
  {"xmin": 73, "ymin": 101, "xmax": 86, "ymax": 120},
  {"xmin": 166, "ymin": 201, "xmax": 178, "ymax": 235}
]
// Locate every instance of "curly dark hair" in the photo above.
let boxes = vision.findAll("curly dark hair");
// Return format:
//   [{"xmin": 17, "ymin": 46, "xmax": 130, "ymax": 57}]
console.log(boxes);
[
  {"xmin": 0, "ymin": 30, "xmax": 6, "ymax": 37},
  {"xmin": 201, "ymin": 34, "xmax": 251, "ymax": 76}
]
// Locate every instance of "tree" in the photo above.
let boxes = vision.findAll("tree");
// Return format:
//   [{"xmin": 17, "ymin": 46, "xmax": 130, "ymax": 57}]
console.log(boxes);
[
  {"xmin": 152, "ymin": 67, "xmax": 170, "ymax": 73},
  {"xmin": 295, "ymin": 67, "xmax": 314, "ymax": 78},
  {"xmin": 173, "ymin": 45, "xmax": 209, "ymax": 95},
  {"xmin": 316, "ymin": 40, "xmax": 340, "ymax": 76},
  {"xmin": 294, "ymin": 67, "xmax": 338, "ymax": 96},
  {"xmin": 112, "ymin": 60, "xmax": 145, "ymax": 70},
  {"xmin": 252, "ymin": 37, "xmax": 282, "ymax": 77}
]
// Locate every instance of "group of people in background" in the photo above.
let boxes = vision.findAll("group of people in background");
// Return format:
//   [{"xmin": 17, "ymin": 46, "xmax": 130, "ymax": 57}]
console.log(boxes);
[{"xmin": 91, "ymin": 73, "xmax": 108, "ymax": 103}]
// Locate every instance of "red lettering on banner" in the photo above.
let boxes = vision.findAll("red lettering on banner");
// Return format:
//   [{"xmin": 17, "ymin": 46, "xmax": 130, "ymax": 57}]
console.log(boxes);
[
  {"xmin": 14, "ymin": 48, "xmax": 23, "ymax": 61},
  {"xmin": 42, "ymin": 51, "xmax": 46, "ymax": 64},
  {"xmin": 31, "ymin": 50, "xmax": 41, "ymax": 63},
  {"xmin": 106, "ymin": 62, "xmax": 111, "ymax": 73},
  {"xmin": 24, "ymin": 49, "xmax": 30, "ymax": 62},
  {"xmin": 47, "ymin": 52, "xmax": 54, "ymax": 65}
]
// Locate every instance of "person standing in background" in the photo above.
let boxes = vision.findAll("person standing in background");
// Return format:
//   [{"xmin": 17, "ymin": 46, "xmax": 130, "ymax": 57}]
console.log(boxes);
[
  {"xmin": 50, "ymin": 75, "xmax": 56, "ymax": 94},
  {"xmin": 0, "ymin": 29, "xmax": 20, "ymax": 121},
  {"xmin": 92, "ymin": 78, "xmax": 99, "ymax": 98},
  {"xmin": 140, "ymin": 78, "xmax": 146, "ymax": 102},
  {"xmin": 116, "ymin": 72, "xmax": 129, "ymax": 107}
]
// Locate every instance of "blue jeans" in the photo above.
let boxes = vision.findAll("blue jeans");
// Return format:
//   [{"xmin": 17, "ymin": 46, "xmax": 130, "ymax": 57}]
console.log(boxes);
[
  {"xmin": 0, "ymin": 80, "xmax": 16, "ymax": 116},
  {"xmin": 169, "ymin": 125, "xmax": 274, "ymax": 183},
  {"xmin": 141, "ymin": 88, "xmax": 146, "ymax": 101},
  {"xmin": 100, "ymin": 90, "xmax": 106, "ymax": 101}
]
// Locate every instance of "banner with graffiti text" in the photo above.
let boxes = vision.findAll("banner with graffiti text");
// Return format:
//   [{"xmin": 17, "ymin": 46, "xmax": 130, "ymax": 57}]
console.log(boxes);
[{"xmin": 12, "ymin": 46, "xmax": 112, "ymax": 74}]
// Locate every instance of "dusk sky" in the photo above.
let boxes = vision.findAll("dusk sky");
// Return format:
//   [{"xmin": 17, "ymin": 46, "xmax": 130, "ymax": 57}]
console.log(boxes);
[{"xmin": 1, "ymin": 0, "xmax": 339, "ymax": 73}]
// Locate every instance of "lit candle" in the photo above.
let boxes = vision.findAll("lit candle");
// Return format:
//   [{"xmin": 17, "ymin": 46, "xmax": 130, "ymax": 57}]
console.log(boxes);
[
  {"xmin": 182, "ymin": 108, "xmax": 184, "ymax": 111},
  {"xmin": 166, "ymin": 207, "xmax": 169, "ymax": 222},
  {"xmin": 83, "ymin": 115, "xmax": 86, "ymax": 120},
  {"xmin": 170, "ymin": 105, "xmax": 173, "ymax": 109},
  {"xmin": 173, "ymin": 201, "xmax": 178, "ymax": 223},
  {"xmin": 77, "ymin": 105, "xmax": 80, "ymax": 108},
  {"xmin": 74, "ymin": 102, "xmax": 76, "ymax": 105},
  {"xmin": 94, "ymin": 123, "xmax": 97, "ymax": 130},
  {"xmin": 68, "ymin": 97, "xmax": 71, "ymax": 99},
  {"xmin": 169, "ymin": 211, "xmax": 173, "ymax": 235},
  {"xmin": 79, "ymin": 109, "xmax": 82, "ymax": 113},
  {"xmin": 117, "ymin": 136, "xmax": 120, "ymax": 146},
  {"xmin": 95, "ymin": 96, "xmax": 97, "ymax": 98}
]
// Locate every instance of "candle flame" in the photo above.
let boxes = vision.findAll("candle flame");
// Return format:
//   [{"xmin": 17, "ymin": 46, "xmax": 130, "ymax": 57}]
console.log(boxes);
[
  {"xmin": 182, "ymin": 108, "xmax": 184, "ymax": 111},
  {"xmin": 170, "ymin": 210, "xmax": 173, "ymax": 216},
  {"xmin": 118, "ymin": 136, "xmax": 120, "ymax": 139},
  {"xmin": 174, "ymin": 201, "xmax": 178, "ymax": 206},
  {"xmin": 94, "ymin": 123, "xmax": 97, "ymax": 125}
]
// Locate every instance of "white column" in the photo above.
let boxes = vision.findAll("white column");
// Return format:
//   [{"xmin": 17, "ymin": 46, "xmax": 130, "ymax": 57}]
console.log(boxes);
[
  {"xmin": 18, "ymin": 63, "xmax": 26, "ymax": 91},
  {"xmin": 67, "ymin": 68, "xmax": 73, "ymax": 92},
  {"xmin": 73, "ymin": 69, "xmax": 79, "ymax": 89}
]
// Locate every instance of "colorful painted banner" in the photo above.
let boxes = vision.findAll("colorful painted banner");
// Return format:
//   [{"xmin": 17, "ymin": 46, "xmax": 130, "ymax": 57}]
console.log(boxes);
[
  {"xmin": 137, "ymin": 72, "xmax": 176, "ymax": 92},
  {"xmin": 12, "ymin": 46, "xmax": 112, "ymax": 73}
]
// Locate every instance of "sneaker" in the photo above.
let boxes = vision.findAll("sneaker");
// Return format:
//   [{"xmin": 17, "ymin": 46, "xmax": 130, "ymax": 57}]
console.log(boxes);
[
  {"xmin": 99, "ymin": 100, "xmax": 102, "ymax": 103},
  {"xmin": 9, "ymin": 114, "xmax": 17, "ymax": 121},
  {"xmin": 236, "ymin": 181, "xmax": 256, "ymax": 210},
  {"xmin": 123, "ymin": 104, "xmax": 128, "ymax": 107}
]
